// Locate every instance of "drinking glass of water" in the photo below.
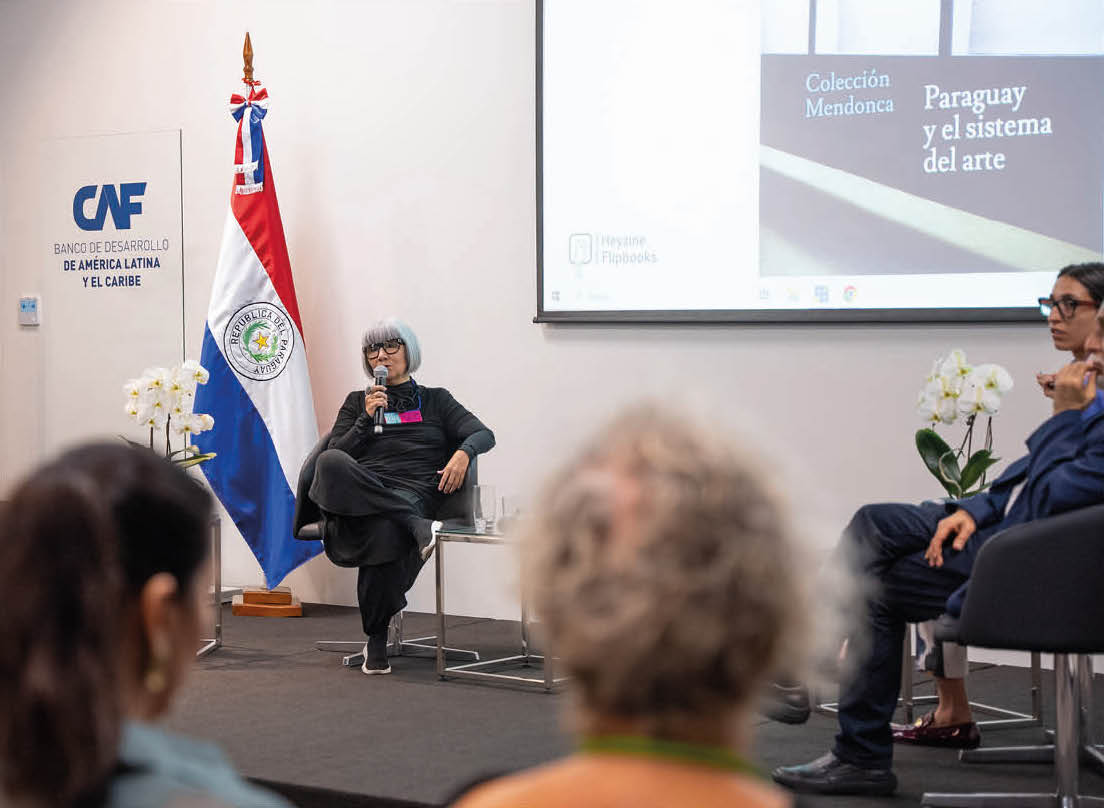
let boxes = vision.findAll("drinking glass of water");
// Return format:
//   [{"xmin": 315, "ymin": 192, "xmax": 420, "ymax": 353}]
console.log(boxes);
[{"xmin": 474, "ymin": 484, "xmax": 497, "ymax": 533}]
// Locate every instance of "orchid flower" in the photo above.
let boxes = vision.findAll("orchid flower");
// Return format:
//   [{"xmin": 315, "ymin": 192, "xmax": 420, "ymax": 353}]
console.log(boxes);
[
  {"xmin": 971, "ymin": 363, "xmax": 1014, "ymax": 396},
  {"xmin": 958, "ymin": 380, "xmax": 1002, "ymax": 417},
  {"xmin": 938, "ymin": 349, "xmax": 972, "ymax": 382},
  {"xmin": 141, "ymin": 367, "xmax": 170, "ymax": 392},
  {"xmin": 181, "ymin": 359, "xmax": 210, "ymax": 386}
]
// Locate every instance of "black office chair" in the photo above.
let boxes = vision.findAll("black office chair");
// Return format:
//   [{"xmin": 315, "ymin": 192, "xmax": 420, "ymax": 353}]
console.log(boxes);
[
  {"xmin": 293, "ymin": 431, "xmax": 479, "ymax": 666},
  {"xmin": 922, "ymin": 504, "xmax": 1104, "ymax": 807}
]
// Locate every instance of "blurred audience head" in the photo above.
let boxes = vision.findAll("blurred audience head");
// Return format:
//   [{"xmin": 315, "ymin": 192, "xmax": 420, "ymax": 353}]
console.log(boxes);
[
  {"xmin": 524, "ymin": 404, "xmax": 808, "ymax": 741},
  {"xmin": 0, "ymin": 443, "xmax": 213, "ymax": 808}
]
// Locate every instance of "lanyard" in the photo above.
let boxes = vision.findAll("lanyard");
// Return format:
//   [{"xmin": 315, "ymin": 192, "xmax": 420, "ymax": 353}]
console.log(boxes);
[{"xmin": 579, "ymin": 735, "xmax": 763, "ymax": 778}]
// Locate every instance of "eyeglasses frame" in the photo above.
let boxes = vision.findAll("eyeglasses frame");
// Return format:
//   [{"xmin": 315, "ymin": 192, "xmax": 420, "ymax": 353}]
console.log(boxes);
[
  {"xmin": 1038, "ymin": 296, "xmax": 1098, "ymax": 320},
  {"xmin": 364, "ymin": 338, "xmax": 406, "ymax": 358}
]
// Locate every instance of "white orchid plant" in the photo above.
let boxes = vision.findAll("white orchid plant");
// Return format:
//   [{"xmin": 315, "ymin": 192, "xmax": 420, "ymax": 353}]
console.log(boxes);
[
  {"xmin": 122, "ymin": 360, "xmax": 216, "ymax": 468},
  {"xmin": 915, "ymin": 349, "xmax": 1013, "ymax": 498}
]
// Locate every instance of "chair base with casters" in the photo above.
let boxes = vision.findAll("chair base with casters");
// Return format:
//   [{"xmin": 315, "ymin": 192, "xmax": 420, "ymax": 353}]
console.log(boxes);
[
  {"xmin": 315, "ymin": 609, "xmax": 479, "ymax": 667},
  {"xmin": 919, "ymin": 504, "xmax": 1104, "ymax": 807}
]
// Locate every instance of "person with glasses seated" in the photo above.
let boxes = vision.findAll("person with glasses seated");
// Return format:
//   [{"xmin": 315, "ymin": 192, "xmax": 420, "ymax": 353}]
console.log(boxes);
[
  {"xmin": 308, "ymin": 318, "xmax": 495, "ymax": 675},
  {"xmin": 1036, "ymin": 263, "xmax": 1104, "ymax": 395},
  {"xmin": 891, "ymin": 261, "xmax": 1104, "ymax": 749},
  {"xmin": 767, "ymin": 263, "xmax": 1104, "ymax": 732},
  {"xmin": 773, "ymin": 268, "xmax": 1104, "ymax": 796}
]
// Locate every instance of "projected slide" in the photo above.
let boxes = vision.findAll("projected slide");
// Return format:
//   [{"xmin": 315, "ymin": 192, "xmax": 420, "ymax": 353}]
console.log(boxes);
[{"xmin": 538, "ymin": 0, "xmax": 1104, "ymax": 321}]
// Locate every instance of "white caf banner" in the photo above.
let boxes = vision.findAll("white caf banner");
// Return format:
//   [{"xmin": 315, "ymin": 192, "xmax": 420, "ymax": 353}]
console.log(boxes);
[{"xmin": 37, "ymin": 130, "xmax": 184, "ymax": 453}]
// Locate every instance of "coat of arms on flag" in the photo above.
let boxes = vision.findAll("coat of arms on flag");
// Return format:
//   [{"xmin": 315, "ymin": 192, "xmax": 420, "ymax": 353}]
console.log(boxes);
[{"xmin": 194, "ymin": 36, "xmax": 322, "ymax": 589}]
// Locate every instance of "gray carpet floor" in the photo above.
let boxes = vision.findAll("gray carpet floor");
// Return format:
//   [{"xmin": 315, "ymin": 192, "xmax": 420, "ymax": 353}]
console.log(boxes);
[{"xmin": 166, "ymin": 604, "xmax": 1104, "ymax": 807}]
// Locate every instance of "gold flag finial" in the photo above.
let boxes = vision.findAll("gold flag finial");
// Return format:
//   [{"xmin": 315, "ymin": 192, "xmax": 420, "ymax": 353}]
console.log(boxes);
[{"xmin": 243, "ymin": 32, "xmax": 255, "ymax": 83}]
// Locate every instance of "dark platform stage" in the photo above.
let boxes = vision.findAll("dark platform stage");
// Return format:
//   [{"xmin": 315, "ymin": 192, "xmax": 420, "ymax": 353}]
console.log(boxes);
[{"xmin": 166, "ymin": 605, "xmax": 1104, "ymax": 807}]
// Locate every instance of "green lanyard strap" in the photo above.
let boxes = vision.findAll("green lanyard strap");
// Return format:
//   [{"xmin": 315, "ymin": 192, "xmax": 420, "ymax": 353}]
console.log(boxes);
[{"xmin": 580, "ymin": 735, "xmax": 764, "ymax": 779}]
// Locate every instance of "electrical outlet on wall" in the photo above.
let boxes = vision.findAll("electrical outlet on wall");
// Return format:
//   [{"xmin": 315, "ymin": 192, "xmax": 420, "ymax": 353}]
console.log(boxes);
[{"xmin": 18, "ymin": 296, "xmax": 40, "ymax": 326}]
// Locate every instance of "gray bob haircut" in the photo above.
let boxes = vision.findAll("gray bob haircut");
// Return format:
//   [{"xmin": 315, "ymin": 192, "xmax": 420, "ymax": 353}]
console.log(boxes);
[{"xmin": 361, "ymin": 318, "xmax": 422, "ymax": 377}]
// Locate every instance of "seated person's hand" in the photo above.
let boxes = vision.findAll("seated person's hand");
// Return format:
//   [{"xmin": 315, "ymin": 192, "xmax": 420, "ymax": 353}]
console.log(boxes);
[
  {"xmin": 925, "ymin": 509, "xmax": 977, "ymax": 567},
  {"xmin": 364, "ymin": 385, "xmax": 388, "ymax": 417},
  {"xmin": 1036, "ymin": 372, "xmax": 1057, "ymax": 399},
  {"xmin": 1052, "ymin": 360, "xmax": 1097, "ymax": 414},
  {"xmin": 437, "ymin": 450, "xmax": 470, "ymax": 494}
]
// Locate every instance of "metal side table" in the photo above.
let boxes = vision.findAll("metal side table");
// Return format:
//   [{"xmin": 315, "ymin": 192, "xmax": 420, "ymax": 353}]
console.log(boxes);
[
  {"xmin": 197, "ymin": 515, "xmax": 222, "ymax": 658},
  {"xmin": 435, "ymin": 525, "xmax": 567, "ymax": 691}
]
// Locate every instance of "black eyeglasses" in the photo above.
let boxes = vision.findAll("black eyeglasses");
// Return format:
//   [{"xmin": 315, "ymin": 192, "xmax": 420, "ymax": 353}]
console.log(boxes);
[
  {"xmin": 1039, "ymin": 297, "xmax": 1097, "ymax": 320},
  {"xmin": 365, "ymin": 338, "xmax": 404, "ymax": 358}
]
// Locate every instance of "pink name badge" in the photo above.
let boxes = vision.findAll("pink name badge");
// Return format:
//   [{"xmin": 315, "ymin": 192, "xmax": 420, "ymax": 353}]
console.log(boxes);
[{"xmin": 398, "ymin": 410, "xmax": 423, "ymax": 423}]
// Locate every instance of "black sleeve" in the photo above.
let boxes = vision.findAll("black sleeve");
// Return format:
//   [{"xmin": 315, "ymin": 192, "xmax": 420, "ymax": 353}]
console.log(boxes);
[
  {"xmin": 433, "ymin": 387, "xmax": 495, "ymax": 458},
  {"xmin": 327, "ymin": 391, "xmax": 374, "ymax": 455}
]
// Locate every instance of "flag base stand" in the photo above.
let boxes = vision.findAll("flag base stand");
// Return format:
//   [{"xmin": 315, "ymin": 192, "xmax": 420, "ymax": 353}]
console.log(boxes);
[{"xmin": 231, "ymin": 585, "xmax": 302, "ymax": 617}]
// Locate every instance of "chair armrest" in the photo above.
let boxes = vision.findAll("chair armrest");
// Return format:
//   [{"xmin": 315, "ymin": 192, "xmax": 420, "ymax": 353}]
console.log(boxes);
[
  {"xmin": 292, "ymin": 431, "xmax": 332, "ymax": 538},
  {"xmin": 296, "ymin": 521, "xmax": 323, "ymax": 542},
  {"xmin": 435, "ymin": 454, "xmax": 478, "ymax": 523}
]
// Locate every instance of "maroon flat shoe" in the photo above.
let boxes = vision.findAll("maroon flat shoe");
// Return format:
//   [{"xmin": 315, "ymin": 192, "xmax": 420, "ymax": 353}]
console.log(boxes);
[{"xmin": 891, "ymin": 713, "xmax": 981, "ymax": 749}]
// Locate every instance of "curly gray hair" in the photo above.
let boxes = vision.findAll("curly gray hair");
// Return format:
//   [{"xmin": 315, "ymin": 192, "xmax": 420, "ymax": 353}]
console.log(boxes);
[{"xmin": 524, "ymin": 405, "xmax": 808, "ymax": 730}]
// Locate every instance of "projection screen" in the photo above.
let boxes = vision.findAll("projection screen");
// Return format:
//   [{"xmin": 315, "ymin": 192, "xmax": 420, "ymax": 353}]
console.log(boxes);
[{"xmin": 536, "ymin": 0, "xmax": 1104, "ymax": 323}]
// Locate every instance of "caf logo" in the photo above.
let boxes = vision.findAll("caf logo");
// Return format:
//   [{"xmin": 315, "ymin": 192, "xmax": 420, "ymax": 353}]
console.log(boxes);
[{"xmin": 223, "ymin": 302, "xmax": 296, "ymax": 382}]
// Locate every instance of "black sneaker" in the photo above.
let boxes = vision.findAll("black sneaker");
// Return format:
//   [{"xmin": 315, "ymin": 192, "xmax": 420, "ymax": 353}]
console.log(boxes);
[
  {"xmin": 360, "ymin": 634, "xmax": 390, "ymax": 676},
  {"xmin": 772, "ymin": 752, "xmax": 896, "ymax": 796},
  {"xmin": 410, "ymin": 518, "xmax": 443, "ymax": 561},
  {"xmin": 761, "ymin": 681, "xmax": 811, "ymax": 725}
]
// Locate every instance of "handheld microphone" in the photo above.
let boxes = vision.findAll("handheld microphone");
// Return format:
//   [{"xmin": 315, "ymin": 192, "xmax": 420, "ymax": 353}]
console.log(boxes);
[{"xmin": 372, "ymin": 365, "xmax": 388, "ymax": 434}]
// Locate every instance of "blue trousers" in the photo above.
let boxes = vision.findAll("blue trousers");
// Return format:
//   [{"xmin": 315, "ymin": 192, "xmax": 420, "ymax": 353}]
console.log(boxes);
[{"xmin": 832, "ymin": 502, "xmax": 979, "ymax": 768}]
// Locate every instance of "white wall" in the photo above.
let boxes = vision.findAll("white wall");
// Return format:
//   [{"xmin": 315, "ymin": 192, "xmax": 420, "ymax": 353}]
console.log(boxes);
[{"xmin": 0, "ymin": 1, "xmax": 1064, "ymax": 632}]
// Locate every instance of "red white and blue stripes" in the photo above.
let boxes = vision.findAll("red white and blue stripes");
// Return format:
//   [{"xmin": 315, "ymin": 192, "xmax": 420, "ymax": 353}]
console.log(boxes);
[
  {"xmin": 194, "ymin": 83, "xmax": 321, "ymax": 588},
  {"xmin": 230, "ymin": 83, "xmax": 269, "ymax": 194}
]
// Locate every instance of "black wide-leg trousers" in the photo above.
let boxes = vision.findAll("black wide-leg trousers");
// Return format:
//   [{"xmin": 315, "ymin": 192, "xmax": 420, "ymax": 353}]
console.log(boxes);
[
  {"xmin": 309, "ymin": 448, "xmax": 435, "ymax": 637},
  {"xmin": 309, "ymin": 449, "xmax": 426, "ymax": 520},
  {"xmin": 356, "ymin": 550, "xmax": 428, "ymax": 636}
]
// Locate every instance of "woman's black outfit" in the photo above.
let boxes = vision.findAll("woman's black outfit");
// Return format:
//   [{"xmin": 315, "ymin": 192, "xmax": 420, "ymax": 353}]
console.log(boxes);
[{"xmin": 309, "ymin": 379, "xmax": 494, "ymax": 636}]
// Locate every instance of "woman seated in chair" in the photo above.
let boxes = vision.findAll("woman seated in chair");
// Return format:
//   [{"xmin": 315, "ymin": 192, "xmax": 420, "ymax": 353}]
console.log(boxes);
[
  {"xmin": 309, "ymin": 317, "xmax": 495, "ymax": 675},
  {"xmin": 0, "ymin": 443, "xmax": 292, "ymax": 808}
]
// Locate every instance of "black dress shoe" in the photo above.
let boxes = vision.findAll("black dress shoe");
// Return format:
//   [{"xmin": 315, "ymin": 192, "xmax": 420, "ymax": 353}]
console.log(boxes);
[
  {"xmin": 772, "ymin": 752, "xmax": 897, "ymax": 796},
  {"xmin": 761, "ymin": 681, "xmax": 811, "ymax": 725}
]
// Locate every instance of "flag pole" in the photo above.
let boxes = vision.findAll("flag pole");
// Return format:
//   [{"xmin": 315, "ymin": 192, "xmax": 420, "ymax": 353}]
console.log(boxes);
[
  {"xmin": 239, "ymin": 32, "xmax": 307, "ymax": 616},
  {"xmin": 242, "ymin": 32, "xmax": 255, "ymax": 85}
]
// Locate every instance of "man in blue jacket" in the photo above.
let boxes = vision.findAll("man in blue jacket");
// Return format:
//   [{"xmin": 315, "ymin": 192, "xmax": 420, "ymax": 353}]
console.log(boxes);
[{"xmin": 773, "ymin": 318, "xmax": 1104, "ymax": 796}]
